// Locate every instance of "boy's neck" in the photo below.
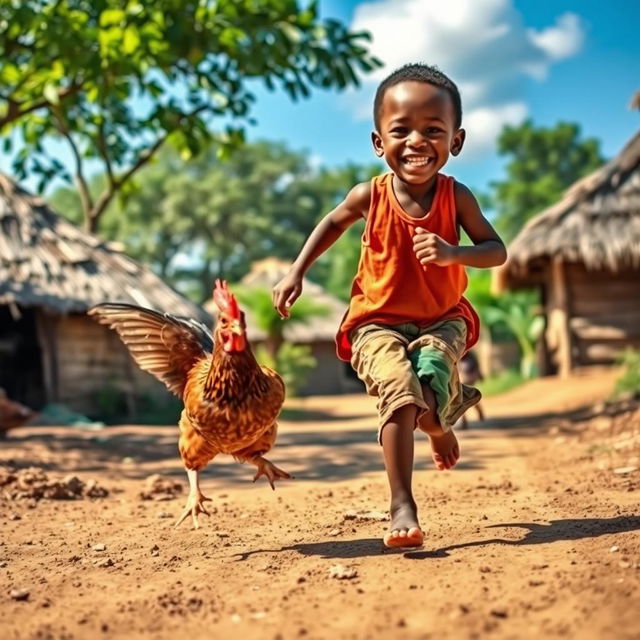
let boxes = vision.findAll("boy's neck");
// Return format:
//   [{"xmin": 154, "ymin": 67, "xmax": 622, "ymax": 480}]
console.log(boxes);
[{"xmin": 392, "ymin": 173, "xmax": 439, "ymax": 212}]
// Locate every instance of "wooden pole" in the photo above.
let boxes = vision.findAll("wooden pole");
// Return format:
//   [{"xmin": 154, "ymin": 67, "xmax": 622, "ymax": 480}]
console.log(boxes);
[{"xmin": 552, "ymin": 258, "xmax": 573, "ymax": 378}]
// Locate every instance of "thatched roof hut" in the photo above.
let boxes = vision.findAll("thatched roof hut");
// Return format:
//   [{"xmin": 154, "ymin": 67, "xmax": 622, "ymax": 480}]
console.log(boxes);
[
  {"xmin": 0, "ymin": 173, "xmax": 207, "ymax": 414},
  {"xmin": 495, "ymin": 130, "xmax": 640, "ymax": 376}
]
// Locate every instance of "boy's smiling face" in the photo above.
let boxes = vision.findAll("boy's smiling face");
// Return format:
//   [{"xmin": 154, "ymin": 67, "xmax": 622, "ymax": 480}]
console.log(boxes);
[{"xmin": 372, "ymin": 81, "xmax": 465, "ymax": 187}]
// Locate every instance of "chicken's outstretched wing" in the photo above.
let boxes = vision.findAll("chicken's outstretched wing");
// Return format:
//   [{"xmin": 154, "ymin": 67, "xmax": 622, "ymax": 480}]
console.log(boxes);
[{"xmin": 89, "ymin": 303, "xmax": 213, "ymax": 397}]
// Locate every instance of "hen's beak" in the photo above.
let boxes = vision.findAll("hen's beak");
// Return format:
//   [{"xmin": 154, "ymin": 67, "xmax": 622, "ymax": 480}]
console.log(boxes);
[{"xmin": 226, "ymin": 321, "xmax": 246, "ymax": 352}]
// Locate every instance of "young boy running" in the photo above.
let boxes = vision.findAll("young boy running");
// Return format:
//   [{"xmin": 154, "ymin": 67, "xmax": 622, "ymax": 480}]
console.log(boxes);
[{"xmin": 273, "ymin": 64, "xmax": 507, "ymax": 548}]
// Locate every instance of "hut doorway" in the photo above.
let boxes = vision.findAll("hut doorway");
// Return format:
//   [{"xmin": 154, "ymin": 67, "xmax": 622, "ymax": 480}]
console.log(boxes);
[{"xmin": 0, "ymin": 306, "xmax": 46, "ymax": 408}]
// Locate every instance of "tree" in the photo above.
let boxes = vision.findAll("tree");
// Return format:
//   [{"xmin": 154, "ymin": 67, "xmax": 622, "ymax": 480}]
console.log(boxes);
[
  {"xmin": 49, "ymin": 139, "xmax": 380, "ymax": 301},
  {"xmin": 491, "ymin": 120, "xmax": 604, "ymax": 240},
  {"xmin": 1, "ymin": 0, "xmax": 381, "ymax": 232}
]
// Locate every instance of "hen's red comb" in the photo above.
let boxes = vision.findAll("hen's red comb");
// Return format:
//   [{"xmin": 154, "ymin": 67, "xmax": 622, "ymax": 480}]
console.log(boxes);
[{"xmin": 213, "ymin": 279, "xmax": 240, "ymax": 318}]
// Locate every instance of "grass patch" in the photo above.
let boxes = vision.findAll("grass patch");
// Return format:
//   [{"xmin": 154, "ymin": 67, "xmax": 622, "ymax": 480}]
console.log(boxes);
[{"xmin": 477, "ymin": 369, "xmax": 525, "ymax": 397}]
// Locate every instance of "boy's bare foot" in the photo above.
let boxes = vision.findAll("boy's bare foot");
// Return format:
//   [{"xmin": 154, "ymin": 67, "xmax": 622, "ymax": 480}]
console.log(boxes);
[
  {"xmin": 418, "ymin": 417, "xmax": 460, "ymax": 470},
  {"xmin": 383, "ymin": 500, "xmax": 424, "ymax": 549}
]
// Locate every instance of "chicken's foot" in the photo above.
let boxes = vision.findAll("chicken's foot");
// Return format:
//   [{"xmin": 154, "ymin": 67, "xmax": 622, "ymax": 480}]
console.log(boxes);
[
  {"xmin": 250, "ymin": 456, "xmax": 293, "ymax": 490},
  {"xmin": 175, "ymin": 468, "xmax": 212, "ymax": 529}
]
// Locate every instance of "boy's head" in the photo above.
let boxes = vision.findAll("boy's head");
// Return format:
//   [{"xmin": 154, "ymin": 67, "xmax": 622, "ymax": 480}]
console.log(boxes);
[{"xmin": 372, "ymin": 63, "xmax": 465, "ymax": 185}]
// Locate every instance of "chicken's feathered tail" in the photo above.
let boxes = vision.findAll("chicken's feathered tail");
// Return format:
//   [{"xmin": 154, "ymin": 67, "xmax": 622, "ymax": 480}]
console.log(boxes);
[{"xmin": 88, "ymin": 303, "xmax": 213, "ymax": 397}]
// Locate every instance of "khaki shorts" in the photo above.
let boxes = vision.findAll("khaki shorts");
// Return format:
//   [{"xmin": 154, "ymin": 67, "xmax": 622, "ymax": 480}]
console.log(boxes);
[{"xmin": 350, "ymin": 319, "xmax": 482, "ymax": 443}]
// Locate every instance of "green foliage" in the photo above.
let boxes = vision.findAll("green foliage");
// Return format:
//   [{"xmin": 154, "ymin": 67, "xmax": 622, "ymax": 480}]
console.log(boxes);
[
  {"xmin": 491, "ymin": 120, "xmax": 604, "ymax": 240},
  {"xmin": 235, "ymin": 285, "xmax": 329, "ymax": 338},
  {"xmin": 613, "ymin": 349, "xmax": 640, "ymax": 399},
  {"xmin": 477, "ymin": 369, "xmax": 525, "ymax": 397},
  {"xmin": 1, "ymin": 0, "xmax": 381, "ymax": 231},
  {"xmin": 465, "ymin": 270, "xmax": 543, "ymax": 378},
  {"xmin": 50, "ymin": 140, "xmax": 380, "ymax": 302},
  {"xmin": 255, "ymin": 342, "xmax": 316, "ymax": 397}
]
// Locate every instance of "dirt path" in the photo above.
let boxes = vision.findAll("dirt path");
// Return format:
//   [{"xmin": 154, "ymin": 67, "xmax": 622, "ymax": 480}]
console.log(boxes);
[{"xmin": 1, "ymin": 368, "xmax": 639, "ymax": 640}]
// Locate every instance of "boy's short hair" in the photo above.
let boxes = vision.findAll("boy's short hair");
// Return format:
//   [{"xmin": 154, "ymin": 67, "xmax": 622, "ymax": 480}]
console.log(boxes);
[{"xmin": 373, "ymin": 63, "xmax": 462, "ymax": 130}]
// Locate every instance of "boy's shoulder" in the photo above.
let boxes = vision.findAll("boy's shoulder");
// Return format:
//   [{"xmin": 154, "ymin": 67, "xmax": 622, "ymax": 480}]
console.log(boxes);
[{"xmin": 344, "ymin": 180, "xmax": 374, "ymax": 217}]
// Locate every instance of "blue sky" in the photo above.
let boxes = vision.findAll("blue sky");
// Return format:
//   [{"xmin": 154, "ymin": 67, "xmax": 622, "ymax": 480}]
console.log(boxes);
[
  {"xmin": 2, "ymin": 0, "xmax": 638, "ymax": 197},
  {"xmin": 247, "ymin": 0, "xmax": 639, "ymax": 192}
]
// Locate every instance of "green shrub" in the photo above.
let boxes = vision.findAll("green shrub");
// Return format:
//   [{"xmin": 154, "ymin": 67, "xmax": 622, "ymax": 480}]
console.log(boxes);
[
  {"xmin": 255, "ymin": 342, "xmax": 316, "ymax": 397},
  {"xmin": 477, "ymin": 369, "xmax": 525, "ymax": 397},
  {"xmin": 613, "ymin": 349, "xmax": 640, "ymax": 399}
]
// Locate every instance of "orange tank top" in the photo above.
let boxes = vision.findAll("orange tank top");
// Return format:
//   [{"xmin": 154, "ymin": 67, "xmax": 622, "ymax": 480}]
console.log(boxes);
[{"xmin": 336, "ymin": 172, "xmax": 480, "ymax": 361}]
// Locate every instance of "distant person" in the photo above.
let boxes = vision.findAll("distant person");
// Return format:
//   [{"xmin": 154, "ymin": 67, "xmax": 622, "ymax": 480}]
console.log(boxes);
[
  {"xmin": 457, "ymin": 351, "xmax": 485, "ymax": 429},
  {"xmin": 273, "ymin": 63, "xmax": 506, "ymax": 548}
]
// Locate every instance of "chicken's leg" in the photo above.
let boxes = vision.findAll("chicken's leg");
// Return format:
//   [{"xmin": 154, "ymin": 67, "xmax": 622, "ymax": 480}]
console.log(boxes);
[
  {"xmin": 175, "ymin": 468, "xmax": 212, "ymax": 529},
  {"xmin": 250, "ymin": 455, "xmax": 292, "ymax": 490}
]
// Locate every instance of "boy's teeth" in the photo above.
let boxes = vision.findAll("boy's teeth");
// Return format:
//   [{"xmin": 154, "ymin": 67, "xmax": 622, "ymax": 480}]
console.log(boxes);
[{"xmin": 405, "ymin": 157, "xmax": 430, "ymax": 165}]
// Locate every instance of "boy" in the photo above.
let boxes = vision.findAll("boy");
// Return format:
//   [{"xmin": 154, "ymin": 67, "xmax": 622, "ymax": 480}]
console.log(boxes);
[{"xmin": 273, "ymin": 64, "xmax": 506, "ymax": 548}]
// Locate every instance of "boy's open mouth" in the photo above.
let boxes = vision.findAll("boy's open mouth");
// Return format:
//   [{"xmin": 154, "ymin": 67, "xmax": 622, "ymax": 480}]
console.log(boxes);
[{"xmin": 402, "ymin": 155, "xmax": 434, "ymax": 167}]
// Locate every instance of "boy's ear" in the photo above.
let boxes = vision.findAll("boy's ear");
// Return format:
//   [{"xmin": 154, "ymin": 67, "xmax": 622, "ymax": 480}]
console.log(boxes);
[
  {"xmin": 450, "ymin": 128, "xmax": 466, "ymax": 156},
  {"xmin": 371, "ymin": 131, "xmax": 384, "ymax": 157}
]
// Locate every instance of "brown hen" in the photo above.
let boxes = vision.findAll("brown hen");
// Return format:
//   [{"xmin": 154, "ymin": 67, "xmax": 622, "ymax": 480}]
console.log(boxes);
[{"xmin": 89, "ymin": 279, "xmax": 291, "ymax": 528}]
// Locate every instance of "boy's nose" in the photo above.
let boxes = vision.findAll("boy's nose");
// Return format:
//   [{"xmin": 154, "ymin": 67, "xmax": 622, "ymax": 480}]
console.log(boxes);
[{"xmin": 406, "ymin": 131, "xmax": 428, "ymax": 147}]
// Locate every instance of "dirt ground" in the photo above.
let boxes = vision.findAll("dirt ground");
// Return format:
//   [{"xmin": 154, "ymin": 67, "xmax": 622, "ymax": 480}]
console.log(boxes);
[{"xmin": 1, "ymin": 367, "xmax": 639, "ymax": 640}]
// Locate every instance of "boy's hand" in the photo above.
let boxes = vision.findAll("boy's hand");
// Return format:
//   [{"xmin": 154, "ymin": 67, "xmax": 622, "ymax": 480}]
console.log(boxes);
[
  {"xmin": 412, "ymin": 227, "xmax": 458, "ymax": 266},
  {"xmin": 272, "ymin": 272, "xmax": 303, "ymax": 319}
]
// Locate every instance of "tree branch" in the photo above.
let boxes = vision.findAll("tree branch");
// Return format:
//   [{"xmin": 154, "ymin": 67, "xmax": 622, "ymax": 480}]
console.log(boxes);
[
  {"xmin": 87, "ymin": 105, "xmax": 210, "ymax": 232},
  {"xmin": 53, "ymin": 109, "xmax": 94, "ymax": 227},
  {"xmin": 0, "ymin": 83, "xmax": 82, "ymax": 131}
]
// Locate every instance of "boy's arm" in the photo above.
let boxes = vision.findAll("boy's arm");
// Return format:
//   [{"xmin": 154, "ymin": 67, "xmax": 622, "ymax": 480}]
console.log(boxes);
[
  {"xmin": 413, "ymin": 182, "xmax": 507, "ymax": 268},
  {"xmin": 272, "ymin": 181, "xmax": 370, "ymax": 318}
]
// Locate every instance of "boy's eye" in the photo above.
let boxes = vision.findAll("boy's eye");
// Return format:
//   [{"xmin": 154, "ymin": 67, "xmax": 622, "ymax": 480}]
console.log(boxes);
[
  {"xmin": 390, "ymin": 126, "xmax": 408, "ymax": 135},
  {"xmin": 425, "ymin": 127, "xmax": 444, "ymax": 135}
]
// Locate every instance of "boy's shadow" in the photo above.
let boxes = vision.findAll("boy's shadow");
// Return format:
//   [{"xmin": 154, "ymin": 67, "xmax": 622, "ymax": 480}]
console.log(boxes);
[{"xmin": 233, "ymin": 515, "xmax": 640, "ymax": 561}]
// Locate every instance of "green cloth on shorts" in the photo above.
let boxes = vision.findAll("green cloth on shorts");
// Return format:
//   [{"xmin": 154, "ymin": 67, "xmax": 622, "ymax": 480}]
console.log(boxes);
[
  {"xmin": 408, "ymin": 344, "xmax": 453, "ymax": 422},
  {"xmin": 349, "ymin": 318, "xmax": 482, "ymax": 441}
]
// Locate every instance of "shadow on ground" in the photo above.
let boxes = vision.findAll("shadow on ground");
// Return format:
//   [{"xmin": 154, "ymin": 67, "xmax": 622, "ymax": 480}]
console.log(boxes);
[
  {"xmin": 232, "ymin": 515, "xmax": 640, "ymax": 561},
  {"xmin": 0, "ymin": 400, "xmax": 613, "ymax": 483}
]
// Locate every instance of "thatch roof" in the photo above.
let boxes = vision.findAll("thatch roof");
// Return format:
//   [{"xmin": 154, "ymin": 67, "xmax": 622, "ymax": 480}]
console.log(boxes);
[
  {"xmin": 497, "ymin": 129, "xmax": 640, "ymax": 290},
  {"xmin": 0, "ymin": 173, "xmax": 206, "ymax": 319},
  {"xmin": 205, "ymin": 258, "xmax": 347, "ymax": 343}
]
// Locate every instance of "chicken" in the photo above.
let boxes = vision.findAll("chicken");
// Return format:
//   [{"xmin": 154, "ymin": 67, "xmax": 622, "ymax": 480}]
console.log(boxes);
[
  {"xmin": 0, "ymin": 388, "xmax": 34, "ymax": 438},
  {"xmin": 88, "ymin": 279, "xmax": 291, "ymax": 528}
]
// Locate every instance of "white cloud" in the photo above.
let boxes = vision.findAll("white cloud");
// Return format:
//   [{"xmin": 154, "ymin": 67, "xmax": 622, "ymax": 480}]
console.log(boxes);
[
  {"xmin": 347, "ymin": 0, "xmax": 585, "ymax": 156},
  {"xmin": 528, "ymin": 13, "xmax": 584, "ymax": 61}
]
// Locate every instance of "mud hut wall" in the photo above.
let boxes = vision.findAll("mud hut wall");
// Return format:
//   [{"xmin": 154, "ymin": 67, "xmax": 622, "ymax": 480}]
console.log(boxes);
[
  {"xmin": 54, "ymin": 315, "xmax": 163, "ymax": 413},
  {"xmin": 296, "ymin": 341, "xmax": 355, "ymax": 395},
  {"xmin": 565, "ymin": 264, "xmax": 640, "ymax": 365}
]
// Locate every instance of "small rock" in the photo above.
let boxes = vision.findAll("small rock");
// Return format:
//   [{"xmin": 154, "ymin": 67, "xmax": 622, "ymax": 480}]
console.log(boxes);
[
  {"xmin": 613, "ymin": 466, "xmax": 638, "ymax": 475},
  {"xmin": 329, "ymin": 564, "xmax": 358, "ymax": 580},
  {"xmin": 610, "ymin": 545, "xmax": 620, "ymax": 553},
  {"xmin": 10, "ymin": 588, "xmax": 30, "ymax": 601},
  {"xmin": 157, "ymin": 512, "xmax": 172, "ymax": 519},
  {"xmin": 343, "ymin": 510, "xmax": 358, "ymax": 520},
  {"xmin": 328, "ymin": 529, "xmax": 341, "ymax": 537},
  {"xmin": 9, "ymin": 513, "xmax": 21, "ymax": 521},
  {"xmin": 0, "ymin": 561, "xmax": 7, "ymax": 568},
  {"xmin": 92, "ymin": 543, "xmax": 106, "ymax": 552},
  {"xmin": 230, "ymin": 613, "xmax": 241, "ymax": 623},
  {"xmin": 215, "ymin": 531, "xmax": 230, "ymax": 538},
  {"xmin": 490, "ymin": 608, "xmax": 508, "ymax": 618},
  {"xmin": 97, "ymin": 558, "xmax": 114, "ymax": 568}
]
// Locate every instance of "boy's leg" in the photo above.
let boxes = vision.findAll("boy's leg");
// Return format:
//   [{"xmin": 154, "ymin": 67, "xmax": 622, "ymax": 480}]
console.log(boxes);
[
  {"xmin": 417, "ymin": 383, "xmax": 460, "ymax": 470},
  {"xmin": 350, "ymin": 324, "xmax": 427, "ymax": 548},
  {"xmin": 408, "ymin": 319, "xmax": 480, "ymax": 470},
  {"xmin": 380, "ymin": 404, "xmax": 423, "ymax": 548}
]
